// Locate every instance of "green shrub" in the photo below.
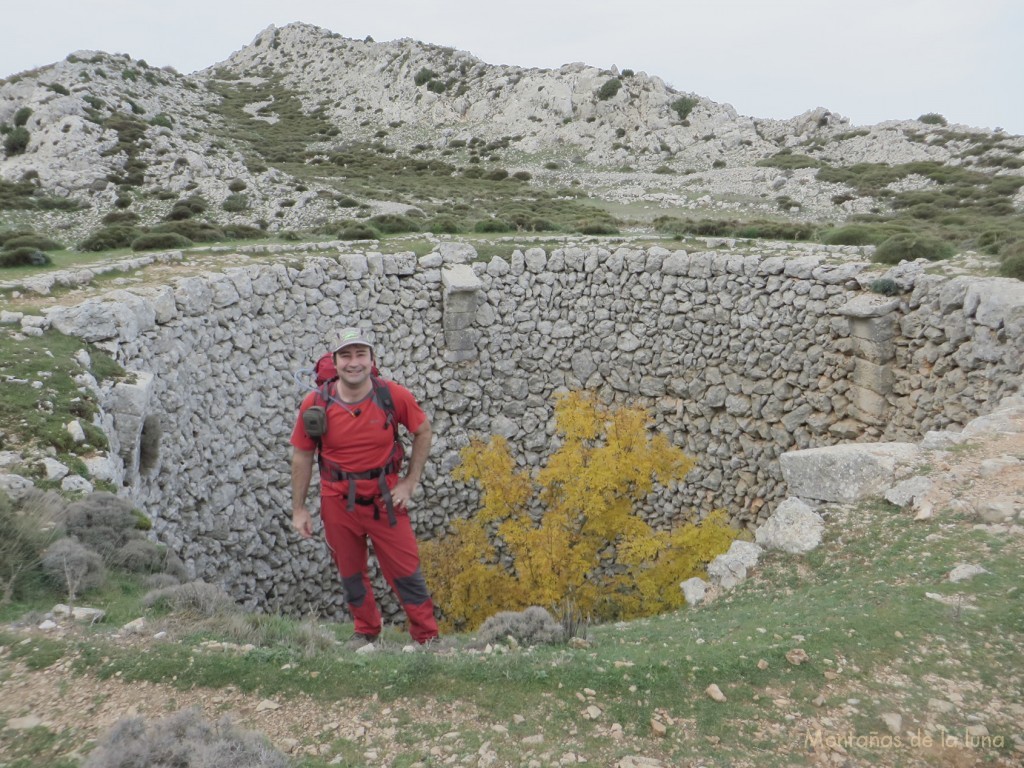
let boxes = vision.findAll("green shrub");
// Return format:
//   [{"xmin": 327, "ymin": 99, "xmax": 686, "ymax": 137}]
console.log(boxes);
[
  {"xmin": 102, "ymin": 210, "xmax": 140, "ymax": 225},
  {"xmin": 148, "ymin": 113, "xmax": 173, "ymax": 129},
  {"xmin": 222, "ymin": 193, "xmax": 249, "ymax": 212},
  {"xmin": 2, "ymin": 234, "xmax": 62, "ymax": 251},
  {"xmin": 151, "ymin": 220, "xmax": 223, "ymax": 242},
  {"xmin": 653, "ymin": 165, "xmax": 675, "ymax": 174},
  {"xmin": 873, "ymin": 233, "xmax": 955, "ymax": 264},
  {"xmin": 1000, "ymin": 252, "xmax": 1024, "ymax": 280},
  {"xmin": 485, "ymin": 168, "xmax": 509, "ymax": 181},
  {"xmin": 3, "ymin": 126, "xmax": 30, "ymax": 156},
  {"xmin": 512, "ymin": 171, "xmax": 532, "ymax": 181},
  {"xmin": 79, "ymin": 225, "xmax": 141, "ymax": 251},
  {"xmin": 712, "ymin": 159, "xmax": 726, "ymax": 169},
  {"xmin": 414, "ymin": 67, "xmax": 437, "ymax": 86},
  {"xmin": 13, "ymin": 107, "xmax": 32, "ymax": 127},
  {"xmin": 0, "ymin": 228, "xmax": 34, "ymax": 245},
  {"xmin": 918, "ymin": 113, "xmax": 948, "ymax": 126},
  {"xmin": 597, "ymin": 78, "xmax": 622, "ymax": 100},
  {"xmin": 114, "ymin": 193, "xmax": 133, "ymax": 209},
  {"xmin": 335, "ymin": 195, "xmax": 359, "ymax": 207},
  {"xmin": 221, "ymin": 224, "xmax": 264, "ymax": 240},
  {"xmin": 0, "ymin": 247, "xmax": 51, "ymax": 267},
  {"xmin": 870, "ymin": 278, "xmax": 902, "ymax": 296},
  {"xmin": 576, "ymin": 220, "xmax": 619, "ymax": 235},
  {"xmin": 427, "ymin": 79, "xmax": 447, "ymax": 93},
  {"xmin": 756, "ymin": 151, "xmax": 824, "ymax": 170},
  {"xmin": 47, "ymin": 82, "xmax": 71, "ymax": 95},
  {"xmin": 474, "ymin": 218, "xmax": 514, "ymax": 233},
  {"xmin": 820, "ymin": 225, "xmax": 888, "ymax": 246},
  {"xmin": 671, "ymin": 96, "xmax": 699, "ymax": 121},
  {"xmin": 425, "ymin": 216, "xmax": 461, "ymax": 234},
  {"xmin": 366, "ymin": 213, "xmax": 419, "ymax": 233},
  {"xmin": 227, "ymin": 177, "xmax": 247, "ymax": 192},
  {"xmin": 337, "ymin": 222, "xmax": 382, "ymax": 240},
  {"xmin": 131, "ymin": 232, "xmax": 193, "ymax": 250}
]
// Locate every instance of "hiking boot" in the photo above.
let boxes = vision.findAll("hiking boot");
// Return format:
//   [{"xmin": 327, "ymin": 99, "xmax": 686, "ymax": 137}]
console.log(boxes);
[{"xmin": 346, "ymin": 633, "xmax": 378, "ymax": 650}]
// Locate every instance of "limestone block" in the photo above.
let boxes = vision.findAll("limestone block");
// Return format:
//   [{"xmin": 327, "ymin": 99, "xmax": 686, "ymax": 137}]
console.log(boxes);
[
  {"xmin": 852, "ymin": 358, "xmax": 894, "ymax": 394},
  {"xmin": 675, "ymin": 582, "xmax": 707, "ymax": 613},
  {"xmin": 754, "ymin": 497, "xmax": 823, "ymax": 553},
  {"xmin": 780, "ymin": 443, "xmax": 920, "ymax": 503}
]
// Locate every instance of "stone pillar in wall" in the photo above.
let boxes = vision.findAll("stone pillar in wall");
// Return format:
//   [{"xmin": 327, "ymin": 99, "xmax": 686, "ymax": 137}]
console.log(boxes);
[
  {"xmin": 836, "ymin": 295, "xmax": 901, "ymax": 434},
  {"xmin": 441, "ymin": 264, "xmax": 482, "ymax": 363}
]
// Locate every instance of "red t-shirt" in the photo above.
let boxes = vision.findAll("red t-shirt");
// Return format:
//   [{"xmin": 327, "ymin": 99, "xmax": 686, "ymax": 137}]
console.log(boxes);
[{"xmin": 290, "ymin": 378, "xmax": 426, "ymax": 498}]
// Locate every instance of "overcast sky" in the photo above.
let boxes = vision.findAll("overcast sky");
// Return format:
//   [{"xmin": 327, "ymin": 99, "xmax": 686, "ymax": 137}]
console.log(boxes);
[{"xmin": 3, "ymin": 0, "xmax": 1022, "ymax": 135}]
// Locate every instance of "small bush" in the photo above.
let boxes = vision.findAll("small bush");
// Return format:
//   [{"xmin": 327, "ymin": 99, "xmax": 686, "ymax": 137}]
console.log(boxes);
[
  {"xmin": 425, "ymin": 216, "xmax": 461, "ymax": 234},
  {"xmin": 575, "ymin": 220, "xmax": 619, "ymax": 235},
  {"xmin": 110, "ymin": 539, "xmax": 166, "ymax": 573},
  {"xmin": 0, "ymin": 490, "xmax": 67, "ymax": 603},
  {"xmin": 918, "ymin": 113, "xmax": 948, "ymax": 126},
  {"xmin": 426, "ymin": 79, "xmax": 447, "ymax": 93},
  {"xmin": 79, "ymin": 225, "xmax": 141, "ymax": 251},
  {"xmin": 474, "ymin": 218, "xmax": 514, "ymax": 233},
  {"xmin": 227, "ymin": 178, "xmax": 247, "ymax": 192},
  {"xmin": 671, "ymin": 96, "xmax": 699, "ymax": 121},
  {"xmin": 870, "ymin": 277, "xmax": 902, "ymax": 296},
  {"xmin": 873, "ymin": 234, "xmax": 955, "ymax": 264},
  {"xmin": 148, "ymin": 113, "xmax": 173, "ymax": 129},
  {"xmin": 131, "ymin": 232, "xmax": 192, "ymax": 251},
  {"xmin": 820, "ymin": 225, "xmax": 888, "ymax": 246},
  {"xmin": 82, "ymin": 708, "xmax": 289, "ymax": 768},
  {"xmin": 414, "ymin": 67, "xmax": 437, "ymax": 86},
  {"xmin": 222, "ymin": 193, "xmax": 249, "ymax": 212},
  {"xmin": 1000, "ymin": 253, "xmax": 1024, "ymax": 280},
  {"xmin": 13, "ymin": 107, "xmax": 32, "ymax": 127},
  {"xmin": 337, "ymin": 222, "xmax": 382, "ymax": 240},
  {"xmin": 367, "ymin": 214, "xmax": 419, "ymax": 234},
  {"xmin": 0, "ymin": 247, "xmax": 51, "ymax": 267},
  {"xmin": 65, "ymin": 492, "xmax": 148, "ymax": 562},
  {"xmin": 151, "ymin": 220, "xmax": 223, "ymax": 242},
  {"xmin": 3, "ymin": 126, "xmax": 30, "ymax": 156},
  {"xmin": 221, "ymin": 224, "xmax": 263, "ymax": 240},
  {"xmin": 477, "ymin": 606, "xmax": 565, "ymax": 647},
  {"xmin": 712, "ymin": 159, "xmax": 727, "ymax": 169},
  {"xmin": 2, "ymin": 234, "xmax": 62, "ymax": 251},
  {"xmin": 142, "ymin": 580, "xmax": 237, "ymax": 617},
  {"xmin": 41, "ymin": 538, "xmax": 106, "ymax": 599},
  {"xmin": 597, "ymin": 78, "xmax": 622, "ymax": 100},
  {"xmin": 101, "ymin": 210, "xmax": 140, "ymax": 225},
  {"xmin": 48, "ymin": 82, "xmax": 71, "ymax": 96}
]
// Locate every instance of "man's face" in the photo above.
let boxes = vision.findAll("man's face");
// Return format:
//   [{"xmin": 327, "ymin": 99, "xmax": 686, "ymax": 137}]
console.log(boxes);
[{"xmin": 333, "ymin": 344, "xmax": 373, "ymax": 387}]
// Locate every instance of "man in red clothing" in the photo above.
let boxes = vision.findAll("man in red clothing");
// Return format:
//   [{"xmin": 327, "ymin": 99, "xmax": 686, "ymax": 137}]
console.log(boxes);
[{"xmin": 290, "ymin": 327, "xmax": 439, "ymax": 645}]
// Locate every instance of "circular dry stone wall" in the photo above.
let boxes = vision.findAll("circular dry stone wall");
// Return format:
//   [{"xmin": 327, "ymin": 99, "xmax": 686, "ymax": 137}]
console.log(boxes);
[{"xmin": 43, "ymin": 241, "xmax": 1024, "ymax": 620}]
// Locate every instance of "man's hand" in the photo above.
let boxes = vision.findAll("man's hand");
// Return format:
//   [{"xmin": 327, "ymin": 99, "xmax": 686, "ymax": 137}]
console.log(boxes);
[
  {"xmin": 292, "ymin": 507, "xmax": 314, "ymax": 538},
  {"xmin": 390, "ymin": 477, "xmax": 416, "ymax": 509}
]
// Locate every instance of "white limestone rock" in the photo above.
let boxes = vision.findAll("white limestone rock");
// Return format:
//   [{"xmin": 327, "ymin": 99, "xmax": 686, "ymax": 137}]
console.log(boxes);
[
  {"xmin": 755, "ymin": 498, "xmax": 824, "ymax": 554},
  {"xmin": 780, "ymin": 443, "xmax": 920, "ymax": 503}
]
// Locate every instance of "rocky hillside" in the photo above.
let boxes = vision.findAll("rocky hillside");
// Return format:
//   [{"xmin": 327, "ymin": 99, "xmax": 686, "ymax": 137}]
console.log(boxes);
[{"xmin": 1, "ymin": 22, "xmax": 1023, "ymax": 245}]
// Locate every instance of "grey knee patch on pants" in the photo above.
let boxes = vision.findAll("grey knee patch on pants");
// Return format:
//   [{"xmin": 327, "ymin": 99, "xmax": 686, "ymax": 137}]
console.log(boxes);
[
  {"xmin": 394, "ymin": 568, "xmax": 430, "ymax": 605},
  {"xmin": 342, "ymin": 574, "xmax": 368, "ymax": 607}
]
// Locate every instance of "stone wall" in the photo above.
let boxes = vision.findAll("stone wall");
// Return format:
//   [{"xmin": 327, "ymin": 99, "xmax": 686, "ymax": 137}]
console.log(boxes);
[{"xmin": 45, "ymin": 243, "xmax": 1024, "ymax": 618}]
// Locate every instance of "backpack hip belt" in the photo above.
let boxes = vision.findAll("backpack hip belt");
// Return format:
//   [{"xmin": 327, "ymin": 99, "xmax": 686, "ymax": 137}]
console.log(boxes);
[{"xmin": 319, "ymin": 455, "xmax": 402, "ymax": 526}]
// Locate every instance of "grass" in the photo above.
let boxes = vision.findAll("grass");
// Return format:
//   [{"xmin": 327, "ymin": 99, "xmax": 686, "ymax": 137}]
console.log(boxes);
[
  {"xmin": 0, "ymin": 330, "xmax": 124, "ymax": 461},
  {"xmin": 1, "ymin": 499, "xmax": 1019, "ymax": 767}
]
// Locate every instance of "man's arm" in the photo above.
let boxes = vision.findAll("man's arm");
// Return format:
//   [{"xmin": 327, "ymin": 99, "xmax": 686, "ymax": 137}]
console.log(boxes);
[
  {"xmin": 391, "ymin": 416, "xmax": 432, "ymax": 509},
  {"xmin": 291, "ymin": 448, "xmax": 315, "ymax": 538}
]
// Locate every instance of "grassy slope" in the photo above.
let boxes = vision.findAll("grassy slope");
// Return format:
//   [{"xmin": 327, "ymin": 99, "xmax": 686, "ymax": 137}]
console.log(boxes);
[{"xmin": 1, "ymin": 499, "xmax": 1019, "ymax": 767}]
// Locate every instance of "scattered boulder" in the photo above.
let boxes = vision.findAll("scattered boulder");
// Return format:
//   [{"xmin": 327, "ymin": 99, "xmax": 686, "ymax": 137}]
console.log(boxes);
[{"xmin": 754, "ymin": 498, "xmax": 824, "ymax": 554}]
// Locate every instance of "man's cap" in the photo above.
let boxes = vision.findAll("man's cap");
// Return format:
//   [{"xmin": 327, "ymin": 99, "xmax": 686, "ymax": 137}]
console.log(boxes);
[{"xmin": 332, "ymin": 327, "xmax": 374, "ymax": 353}]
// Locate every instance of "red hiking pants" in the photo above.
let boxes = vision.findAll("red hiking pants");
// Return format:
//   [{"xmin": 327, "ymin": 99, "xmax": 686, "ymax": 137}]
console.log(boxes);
[{"xmin": 320, "ymin": 494, "xmax": 438, "ymax": 643}]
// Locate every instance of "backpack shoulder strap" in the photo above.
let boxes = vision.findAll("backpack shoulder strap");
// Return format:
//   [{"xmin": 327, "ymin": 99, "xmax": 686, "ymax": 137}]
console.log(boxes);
[{"xmin": 370, "ymin": 375, "xmax": 398, "ymax": 436}]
